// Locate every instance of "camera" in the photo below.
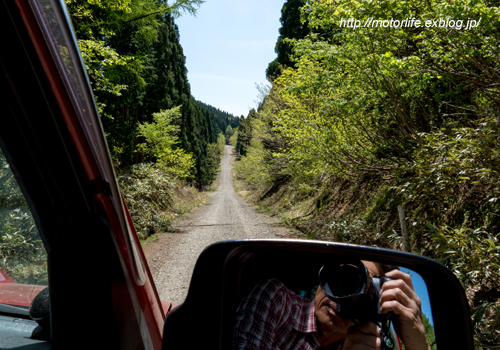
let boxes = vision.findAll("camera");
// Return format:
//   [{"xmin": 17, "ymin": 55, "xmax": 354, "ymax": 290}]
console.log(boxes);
[
  {"xmin": 318, "ymin": 260, "xmax": 392, "ymax": 323},
  {"xmin": 318, "ymin": 260, "xmax": 396, "ymax": 350}
]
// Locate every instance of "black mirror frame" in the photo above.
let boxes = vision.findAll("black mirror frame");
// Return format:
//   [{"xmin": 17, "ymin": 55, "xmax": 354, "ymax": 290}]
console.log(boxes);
[{"xmin": 162, "ymin": 239, "xmax": 473, "ymax": 350}]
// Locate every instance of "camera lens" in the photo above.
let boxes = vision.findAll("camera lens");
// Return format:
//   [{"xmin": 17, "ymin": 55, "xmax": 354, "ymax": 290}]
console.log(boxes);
[{"xmin": 328, "ymin": 264, "xmax": 366, "ymax": 297}]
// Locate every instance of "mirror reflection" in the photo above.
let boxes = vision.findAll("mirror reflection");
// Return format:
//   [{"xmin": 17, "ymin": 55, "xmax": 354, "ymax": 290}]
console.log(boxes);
[{"xmin": 232, "ymin": 260, "xmax": 435, "ymax": 350}]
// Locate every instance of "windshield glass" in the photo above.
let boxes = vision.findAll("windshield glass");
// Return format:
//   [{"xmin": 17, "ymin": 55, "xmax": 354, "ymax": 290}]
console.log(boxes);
[{"xmin": 0, "ymin": 147, "xmax": 48, "ymax": 307}]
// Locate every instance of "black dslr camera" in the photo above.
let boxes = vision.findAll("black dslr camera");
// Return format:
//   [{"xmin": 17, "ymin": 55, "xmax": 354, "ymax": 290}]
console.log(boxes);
[{"xmin": 318, "ymin": 260, "xmax": 396, "ymax": 349}]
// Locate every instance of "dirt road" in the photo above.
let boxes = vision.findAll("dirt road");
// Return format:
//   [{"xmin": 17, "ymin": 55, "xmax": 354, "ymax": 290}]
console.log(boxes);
[{"xmin": 144, "ymin": 145, "xmax": 299, "ymax": 304}]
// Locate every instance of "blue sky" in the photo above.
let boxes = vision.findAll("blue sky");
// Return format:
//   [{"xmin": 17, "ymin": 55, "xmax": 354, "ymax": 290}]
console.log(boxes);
[
  {"xmin": 175, "ymin": 0, "xmax": 285, "ymax": 117},
  {"xmin": 401, "ymin": 267, "xmax": 434, "ymax": 326}
]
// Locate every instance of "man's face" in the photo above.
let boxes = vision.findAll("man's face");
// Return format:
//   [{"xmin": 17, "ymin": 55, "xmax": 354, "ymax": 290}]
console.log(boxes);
[
  {"xmin": 314, "ymin": 261, "xmax": 383, "ymax": 346},
  {"xmin": 314, "ymin": 284, "xmax": 354, "ymax": 346}
]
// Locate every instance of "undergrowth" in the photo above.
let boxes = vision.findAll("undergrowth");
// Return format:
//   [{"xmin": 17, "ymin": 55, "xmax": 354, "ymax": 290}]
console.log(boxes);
[
  {"xmin": 234, "ymin": 163, "xmax": 500, "ymax": 347},
  {"xmin": 119, "ymin": 163, "xmax": 207, "ymax": 241}
]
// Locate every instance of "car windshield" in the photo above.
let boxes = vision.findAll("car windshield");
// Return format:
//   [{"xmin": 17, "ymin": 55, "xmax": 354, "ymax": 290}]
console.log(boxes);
[{"xmin": 0, "ymin": 147, "xmax": 48, "ymax": 307}]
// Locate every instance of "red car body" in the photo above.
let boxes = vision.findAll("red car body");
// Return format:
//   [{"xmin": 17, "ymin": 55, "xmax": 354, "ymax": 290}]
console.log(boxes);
[{"xmin": 0, "ymin": 269, "xmax": 46, "ymax": 307}]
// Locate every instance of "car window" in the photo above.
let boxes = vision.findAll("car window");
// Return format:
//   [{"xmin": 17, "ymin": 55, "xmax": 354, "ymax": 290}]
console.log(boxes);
[{"xmin": 0, "ymin": 147, "xmax": 47, "ymax": 295}]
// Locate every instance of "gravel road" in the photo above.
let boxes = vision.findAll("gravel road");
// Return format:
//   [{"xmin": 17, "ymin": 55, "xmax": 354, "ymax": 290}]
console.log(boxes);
[{"xmin": 144, "ymin": 145, "xmax": 300, "ymax": 304}]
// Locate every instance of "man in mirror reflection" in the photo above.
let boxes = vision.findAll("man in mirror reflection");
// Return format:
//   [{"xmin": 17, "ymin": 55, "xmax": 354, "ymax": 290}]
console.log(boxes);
[{"xmin": 232, "ymin": 261, "xmax": 431, "ymax": 350}]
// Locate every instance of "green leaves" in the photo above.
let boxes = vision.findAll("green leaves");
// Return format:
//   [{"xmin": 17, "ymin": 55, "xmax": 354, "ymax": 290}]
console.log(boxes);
[
  {"xmin": 67, "ymin": 0, "xmax": 214, "ymax": 186},
  {"xmin": 136, "ymin": 106, "xmax": 195, "ymax": 179},
  {"xmin": 168, "ymin": 0, "xmax": 205, "ymax": 18},
  {"xmin": 0, "ymin": 151, "xmax": 46, "ymax": 285},
  {"xmin": 238, "ymin": 0, "xmax": 500, "ymax": 345},
  {"xmin": 119, "ymin": 163, "xmax": 174, "ymax": 239},
  {"xmin": 426, "ymin": 222, "xmax": 500, "ymax": 345},
  {"xmin": 78, "ymin": 39, "xmax": 130, "ymax": 95}
]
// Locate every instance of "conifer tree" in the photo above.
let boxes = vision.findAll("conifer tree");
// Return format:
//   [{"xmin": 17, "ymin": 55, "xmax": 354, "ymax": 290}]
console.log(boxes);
[{"xmin": 266, "ymin": 0, "xmax": 309, "ymax": 80}]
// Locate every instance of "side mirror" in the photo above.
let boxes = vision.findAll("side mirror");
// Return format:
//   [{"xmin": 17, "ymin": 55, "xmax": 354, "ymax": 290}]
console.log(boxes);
[{"xmin": 162, "ymin": 239, "xmax": 473, "ymax": 349}]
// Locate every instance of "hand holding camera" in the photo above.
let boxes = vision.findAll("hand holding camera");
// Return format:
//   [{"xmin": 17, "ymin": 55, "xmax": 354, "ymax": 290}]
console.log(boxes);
[
  {"xmin": 379, "ymin": 270, "xmax": 430, "ymax": 350},
  {"xmin": 319, "ymin": 260, "xmax": 430, "ymax": 350}
]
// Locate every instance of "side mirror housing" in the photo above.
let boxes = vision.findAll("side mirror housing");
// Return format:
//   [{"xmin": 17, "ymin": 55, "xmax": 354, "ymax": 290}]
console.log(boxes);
[{"xmin": 162, "ymin": 239, "xmax": 473, "ymax": 349}]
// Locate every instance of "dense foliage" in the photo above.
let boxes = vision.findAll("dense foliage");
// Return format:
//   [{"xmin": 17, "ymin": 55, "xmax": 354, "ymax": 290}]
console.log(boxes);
[
  {"xmin": 0, "ymin": 151, "xmax": 46, "ymax": 285},
  {"xmin": 65, "ymin": 0, "xmax": 230, "ymax": 188},
  {"xmin": 236, "ymin": 0, "xmax": 500, "ymax": 347},
  {"xmin": 62, "ymin": 0, "xmax": 245, "ymax": 242},
  {"xmin": 118, "ymin": 132, "xmax": 225, "ymax": 240},
  {"xmin": 62, "ymin": 0, "xmax": 242, "ymax": 243},
  {"xmin": 136, "ymin": 105, "xmax": 196, "ymax": 178},
  {"xmin": 119, "ymin": 163, "xmax": 176, "ymax": 238},
  {"xmin": 197, "ymin": 101, "xmax": 241, "ymax": 135},
  {"xmin": 266, "ymin": 0, "xmax": 310, "ymax": 80}
]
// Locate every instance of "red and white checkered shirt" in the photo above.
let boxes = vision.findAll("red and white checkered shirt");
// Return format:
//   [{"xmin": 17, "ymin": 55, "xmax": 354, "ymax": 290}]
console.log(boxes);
[{"xmin": 233, "ymin": 279, "xmax": 334, "ymax": 350}]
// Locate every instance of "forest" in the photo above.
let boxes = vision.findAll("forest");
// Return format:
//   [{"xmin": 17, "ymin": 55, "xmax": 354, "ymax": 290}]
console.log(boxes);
[
  {"xmin": 65, "ymin": 0, "xmax": 241, "ymax": 237},
  {"xmin": 234, "ymin": 0, "xmax": 500, "ymax": 347}
]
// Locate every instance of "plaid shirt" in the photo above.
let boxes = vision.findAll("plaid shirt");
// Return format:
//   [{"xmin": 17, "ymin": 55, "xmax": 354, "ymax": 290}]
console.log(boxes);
[{"xmin": 232, "ymin": 279, "xmax": 324, "ymax": 350}]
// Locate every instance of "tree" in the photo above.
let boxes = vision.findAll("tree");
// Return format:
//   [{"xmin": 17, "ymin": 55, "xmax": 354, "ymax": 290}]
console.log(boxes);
[
  {"xmin": 136, "ymin": 106, "xmax": 195, "ymax": 179},
  {"xmin": 66, "ymin": 0, "xmax": 216, "ymax": 187},
  {"xmin": 266, "ymin": 0, "xmax": 309, "ymax": 80},
  {"xmin": 197, "ymin": 101, "xmax": 241, "ymax": 136},
  {"xmin": 236, "ymin": 110, "xmax": 256, "ymax": 158},
  {"xmin": 422, "ymin": 314, "xmax": 436, "ymax": 350},
  {"xmin": 225, "ymin": 125, "xmax": 234, "ymax": 145}
]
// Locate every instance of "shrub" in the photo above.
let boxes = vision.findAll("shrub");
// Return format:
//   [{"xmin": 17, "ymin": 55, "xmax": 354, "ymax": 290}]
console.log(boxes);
[
  {"xmin": 119, "ymin": 163, "xmax": 175, "ymax": 240},
  {"xmin": 136, "ymin": 106, "xmax": 195, "ymax": 179}
]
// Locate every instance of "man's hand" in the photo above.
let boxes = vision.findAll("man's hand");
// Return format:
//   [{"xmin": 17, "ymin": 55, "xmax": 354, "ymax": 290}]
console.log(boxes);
[
  {"xmin": 379, "ymin": 270, "xmax": 431, "ymax": 350},
  {"xmin": 342, "ymin": 322, "xmax": 381, "ymax": 349}
]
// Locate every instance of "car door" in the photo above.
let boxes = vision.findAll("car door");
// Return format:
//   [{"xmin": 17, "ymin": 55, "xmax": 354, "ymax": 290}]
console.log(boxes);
[{"xmin": 0, "ymin": 0, "xmax": 168, "ymax": 348}]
